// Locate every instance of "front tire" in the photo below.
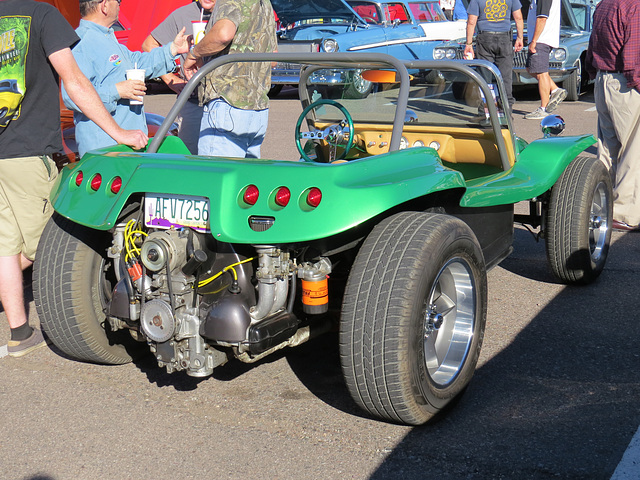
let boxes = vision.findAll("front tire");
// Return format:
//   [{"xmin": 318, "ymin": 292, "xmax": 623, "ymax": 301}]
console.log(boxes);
[
  {"xmin": 340, "ymin": 212, "xmax": 487, "ymax": 425},
  {"xmin": 544, "ymin": 156, "xmax": 613, "ymax": 284},
  {"xmin": 563, "ymin": 58, "xmax": 582, "ymax": 101},
  {"xmin": 343, "ymin": 69, "xmax": 373, "ymax": 99},
  {"xmin": 268, "ymin": 84, "xmax": 283, "ymax": 98},
  {"xmin": 34, "ymin": 213, "xmax": 140, "ymax": 364}
]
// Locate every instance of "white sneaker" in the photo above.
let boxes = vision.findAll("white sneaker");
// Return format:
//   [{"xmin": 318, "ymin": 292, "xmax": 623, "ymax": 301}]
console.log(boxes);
[
  {"xmin": 546, "ymin": 88, "xmax": 567, "ymax": 113},
  {"xmin": 524, "ymin": 107, "xmax": 549, "ymax": 120}
]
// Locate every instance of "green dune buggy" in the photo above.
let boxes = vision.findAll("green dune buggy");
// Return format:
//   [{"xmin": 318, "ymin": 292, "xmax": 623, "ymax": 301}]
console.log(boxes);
[{"xmin": 34, "ymin": 53, "xmax": 611, "ymax": 425}]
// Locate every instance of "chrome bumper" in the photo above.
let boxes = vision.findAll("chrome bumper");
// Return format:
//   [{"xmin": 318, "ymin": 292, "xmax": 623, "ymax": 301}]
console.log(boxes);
[{"xmin": 272, "ymin": 64, "xmax": 351, "ymax": 86}]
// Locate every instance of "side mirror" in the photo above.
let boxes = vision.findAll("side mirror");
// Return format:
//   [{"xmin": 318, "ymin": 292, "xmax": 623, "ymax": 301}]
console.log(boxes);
[{"xmin": 541, "ymin": 115, "xmax": 565, "ymax": 137}]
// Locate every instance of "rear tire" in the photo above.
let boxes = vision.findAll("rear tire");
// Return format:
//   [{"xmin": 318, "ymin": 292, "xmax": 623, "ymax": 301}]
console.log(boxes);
[
  {"xmin": 340, "ymin": 212, "xmax": 487, "ymax": 425},
  {"xmin": 545, "ymin": 156, "xmax": 613, "ymax": 284},
  {"xmin": 34, "ymin": 213, "xmax": 141, "ymax": 364}
]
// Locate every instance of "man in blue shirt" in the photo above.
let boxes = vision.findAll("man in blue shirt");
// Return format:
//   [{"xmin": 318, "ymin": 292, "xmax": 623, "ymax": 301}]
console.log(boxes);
[
  {"xmin": 464, "ymin": 0, "xmax": 524, "ymax": 111},
  {"xmin": 453, "ymin": 0, "xmax": 468, "ymax": 21},
  {"xmin": 62, "ymin": 0, "xmax": 189, "ymax": 157},
  {"xmin": 0, "ymin": 0, "xmax": 147, "ymax": 357}
]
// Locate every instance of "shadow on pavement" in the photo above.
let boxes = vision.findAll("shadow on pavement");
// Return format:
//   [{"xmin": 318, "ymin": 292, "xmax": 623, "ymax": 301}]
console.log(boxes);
[
  {"xmin": 367, "ymin": 232, "xmax": 640, "ymax": 479},
  {"xmin": 283, "ymin": 228, "xmax": 640, "ymax": 478}
]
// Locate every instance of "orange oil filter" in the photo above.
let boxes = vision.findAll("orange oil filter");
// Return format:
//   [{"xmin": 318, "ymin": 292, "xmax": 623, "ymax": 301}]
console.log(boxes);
[{"xmin": 301, "ymin": 274, "xmax": 329, "ymax": 314}]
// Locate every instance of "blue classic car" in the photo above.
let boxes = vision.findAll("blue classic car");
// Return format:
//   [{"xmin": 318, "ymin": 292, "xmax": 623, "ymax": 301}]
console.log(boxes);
[
  {"xmin": 270, "ymin": 0, "xmax": 467, "ymax": 97},
  {"xmin": 432, "ymin": 0, "xmax": 593, "ymax": 100}
]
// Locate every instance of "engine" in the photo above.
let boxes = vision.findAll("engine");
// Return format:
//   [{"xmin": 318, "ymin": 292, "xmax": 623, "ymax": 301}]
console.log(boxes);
[{"xmin": 105, "ymin": 219, "xmax": 332, "ymax": 377}]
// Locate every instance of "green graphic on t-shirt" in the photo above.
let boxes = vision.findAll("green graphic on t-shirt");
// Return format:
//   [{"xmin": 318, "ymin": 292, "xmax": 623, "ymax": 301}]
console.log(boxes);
[{"xmin": 0, "ymin": 15, "xmax": 30, "ymax": 128}]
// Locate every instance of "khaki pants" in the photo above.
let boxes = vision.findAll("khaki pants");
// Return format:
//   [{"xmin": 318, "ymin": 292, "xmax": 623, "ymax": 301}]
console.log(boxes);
[
  {"xmin": 595, "ymin": 71, "xmax": 640, "ymax": 226},
  {"xmin": 0, "ymin": 155, "xmax": 58, "ymax": 259}
]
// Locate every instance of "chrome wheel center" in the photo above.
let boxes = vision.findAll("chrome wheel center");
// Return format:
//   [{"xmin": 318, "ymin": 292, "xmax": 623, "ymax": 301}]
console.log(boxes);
[{"xmin": 425, "ymin": 304, "xmax": 444, "ymax": 335}]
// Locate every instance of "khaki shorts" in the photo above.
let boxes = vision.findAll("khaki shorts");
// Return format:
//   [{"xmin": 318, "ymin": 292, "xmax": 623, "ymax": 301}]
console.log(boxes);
[{"xmin": 0, "ymin": 155, "xmax": 58, "ymax": 260}]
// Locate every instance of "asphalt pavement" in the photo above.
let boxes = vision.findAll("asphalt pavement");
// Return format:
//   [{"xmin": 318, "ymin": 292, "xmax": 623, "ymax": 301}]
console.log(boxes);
[{"xmin": 0, "ymin": 85, "xmax": 638, "ymax": 480}]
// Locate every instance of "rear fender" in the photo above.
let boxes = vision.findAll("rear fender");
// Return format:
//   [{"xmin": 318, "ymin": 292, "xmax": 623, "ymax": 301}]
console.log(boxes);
[{"xmin": 51, "ymin": 143, "xmax": 466, "ymax": 244}]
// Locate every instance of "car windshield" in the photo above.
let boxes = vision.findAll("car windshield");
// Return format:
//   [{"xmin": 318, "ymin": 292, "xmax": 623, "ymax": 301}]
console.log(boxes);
[
  {"xmin": 348, "ymin": 1, "xmax": 384, "ymax": 24},
  {"xmin": 0, "ymin": 79, "xmax": 19, "ymax": 93},
  {"xmin": 271, "ymin": 0, "xmax": 361, "ymax": 26},
  {"xmin": 408, "ymin": 1, "xmax": 447, "ymax": 22}
]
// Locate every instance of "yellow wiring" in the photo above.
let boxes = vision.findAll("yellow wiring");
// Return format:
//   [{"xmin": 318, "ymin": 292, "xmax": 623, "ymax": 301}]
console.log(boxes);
[
  {"xmin": 198, "ymin": 257, "xmax": 255, "ymax": 288},
  {"xmin": 119, "ymin": 218, "xmax": 253, "ymax": 286},
  {"xmin": 123, "ymin": 219, "xmax": 147, "ymax": 262}
]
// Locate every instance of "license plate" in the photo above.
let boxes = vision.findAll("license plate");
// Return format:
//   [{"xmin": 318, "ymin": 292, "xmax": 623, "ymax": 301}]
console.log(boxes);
[{"xmin": 145, "ymin": 193, "xmax": 210, "ymax": 232}]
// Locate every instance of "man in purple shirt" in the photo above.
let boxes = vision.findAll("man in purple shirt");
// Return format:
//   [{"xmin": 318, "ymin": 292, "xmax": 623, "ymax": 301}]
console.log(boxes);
[{"xmin": 586, "ymin": 0, "xmax": 640, "ymax": 231}]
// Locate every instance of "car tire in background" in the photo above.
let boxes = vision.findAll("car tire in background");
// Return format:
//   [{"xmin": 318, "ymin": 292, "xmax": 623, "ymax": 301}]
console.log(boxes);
[
  {"xmin": 34, "ymin": 213, "xmax": 144, "ymax": 365},
  {"xmin": 343, "ymin": 69, "xmax": 374, "ymax": 99},
  {"xmin": 340, "ymin": 212, "xmax": 487, "ymax": 426},
  {"xmin": 563, "ymin": 58, "xmax": 582, "ymax": 101},
  {"xmin": 268, "ymin": 84, "xmax": 283, "ymax": 98},
  {"xmin": 544, "ymin": 155, "xmax": 613, "ymax": 284}
]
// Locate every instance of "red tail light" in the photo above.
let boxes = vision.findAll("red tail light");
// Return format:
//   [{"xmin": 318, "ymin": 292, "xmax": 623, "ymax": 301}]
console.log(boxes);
[
  {"xmin": 275, "ymin": 187, "xmax": 291, "ymax": 207},
  {"xmin": 75, "ymin": 171, "xmax": 84, "ymax": 187},
  {"xmin": 306, "ymin": 187, "xmax": 322, "ymax": 207},
  {"xmin": 90, "ymin": 174, "xmax": 102, "ymax": 191},
  {"xmin": 110, "ymin": 176, "xmax": 122, "ymax": 194},
  {"xmin": 243, "ymin": 185, "xmax": 259, "ymax": 205}
]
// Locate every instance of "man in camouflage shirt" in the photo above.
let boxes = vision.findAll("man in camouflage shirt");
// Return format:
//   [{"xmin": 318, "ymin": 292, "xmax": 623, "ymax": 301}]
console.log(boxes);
[{"xmin": 183, "ymin": 0, "xmax": 276, "ymax": 158}]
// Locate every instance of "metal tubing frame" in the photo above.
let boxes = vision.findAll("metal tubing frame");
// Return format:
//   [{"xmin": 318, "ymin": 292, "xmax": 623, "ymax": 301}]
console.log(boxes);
[{"xmin": 148, "ymin": 53, "xmax": 514, "ymax": 172}]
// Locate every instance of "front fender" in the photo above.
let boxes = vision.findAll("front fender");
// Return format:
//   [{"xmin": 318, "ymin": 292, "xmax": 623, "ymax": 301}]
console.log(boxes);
[
  {"xmin": 52, "ymin": 142, "xmax": 466, "ymax": 244},
  {"xmin": 461, "ymin": 134, "xmax": 596, "ymax": 207}
]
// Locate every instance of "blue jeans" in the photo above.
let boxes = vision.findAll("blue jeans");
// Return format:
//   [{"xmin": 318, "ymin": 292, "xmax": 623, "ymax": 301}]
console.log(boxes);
[{"xmin": 198, "ymin": 98, "xmax": 269, "ymax": 158}]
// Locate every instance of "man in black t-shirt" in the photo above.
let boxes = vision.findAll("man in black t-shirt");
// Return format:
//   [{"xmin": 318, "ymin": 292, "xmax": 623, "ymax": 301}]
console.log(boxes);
[{"xmin": 0, "ymin": 0, "xmax": 148, "ymax": 357}]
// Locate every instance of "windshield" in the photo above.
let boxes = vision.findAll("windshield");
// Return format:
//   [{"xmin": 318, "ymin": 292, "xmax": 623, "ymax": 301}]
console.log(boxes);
[
  {"xmin": 271, "ymin": 0, "xmax": 361, "ymax": 26},
  {"xmin": 302, "ymin": 65, "xmax": 509, "ymax": 130},
  {"xmin": 348, "ymin": 1, "xmax": 384, "ymax": 24}
]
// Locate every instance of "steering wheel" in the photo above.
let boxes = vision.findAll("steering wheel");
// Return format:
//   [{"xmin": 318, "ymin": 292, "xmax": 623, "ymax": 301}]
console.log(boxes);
[{"xmin": 295, "ymin": 99, "xmax": 355, "ymax": 163}]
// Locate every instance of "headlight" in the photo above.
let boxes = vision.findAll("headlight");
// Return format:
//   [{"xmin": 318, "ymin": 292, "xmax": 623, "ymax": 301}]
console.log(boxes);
[
  {"xmin": 550, "ymin": 48, "xmax": 567, "ymax": 62},
  {"xmin": 433, "ymin": 47, "xmax": 457, "ymax": 60},
  {"xmin": 323, "ymin": 39, "xmax": 339, "ymax": 52}
]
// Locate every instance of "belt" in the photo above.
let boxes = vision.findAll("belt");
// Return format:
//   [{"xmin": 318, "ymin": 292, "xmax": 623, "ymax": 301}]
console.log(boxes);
[
  {"xmin": 478, "ymin": 30, "xmax": 510, "ymax": 34},
  {"xmin": 600, "ymin": 70, "xmax": 623, "ymax": 74}
]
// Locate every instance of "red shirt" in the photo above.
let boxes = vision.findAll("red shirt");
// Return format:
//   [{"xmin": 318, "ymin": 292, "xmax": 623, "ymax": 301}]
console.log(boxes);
[{"xmin": 585, "ymin": 0, "xmax": 640, "ymax": 92}]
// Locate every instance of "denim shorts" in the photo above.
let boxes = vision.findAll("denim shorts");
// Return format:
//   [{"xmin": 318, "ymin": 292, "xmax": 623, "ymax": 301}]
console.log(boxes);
[{"xmin": 526, "ymin": 43, "xmax": 552, "ymax": 74}]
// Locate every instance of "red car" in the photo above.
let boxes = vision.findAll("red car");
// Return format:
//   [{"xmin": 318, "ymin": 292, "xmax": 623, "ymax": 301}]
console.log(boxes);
[
  {"xmin": 38, "ymin": 0, "xmax": 191, "ymax": 49},
  {"xmin": 38, "ymin": 0, "xmax": 186, "ymax": 167}
]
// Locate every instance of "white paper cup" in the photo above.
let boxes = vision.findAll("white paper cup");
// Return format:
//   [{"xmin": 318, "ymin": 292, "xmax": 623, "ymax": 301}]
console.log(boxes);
[
  {"xmin": 125, "ymin": 68, "xmax": 145, "ymax": 105},
  {"xmin": 192, "ymin": 21, "xmax": 207, "ymax": 44}
]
